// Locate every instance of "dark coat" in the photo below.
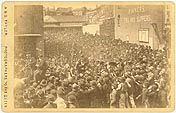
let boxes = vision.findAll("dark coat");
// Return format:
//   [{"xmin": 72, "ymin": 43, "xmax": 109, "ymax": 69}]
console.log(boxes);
[
  {"xmin": 86, "ymin": 87, "xmax": 103, "ymax": 108},
  {"xmin": 79, "ymin": 89, "xmax": 91, "ymax": 108},
  {"xmin": 66, "ymin": 90, "xmax": 80, "ymax": 107},
  {"xmin": 158, "ymin": 89, "xmax": 168, "ymax": 108},
  {"xmin": 31, "ymin": 96, "xmax": 48, "ymax": 108}
]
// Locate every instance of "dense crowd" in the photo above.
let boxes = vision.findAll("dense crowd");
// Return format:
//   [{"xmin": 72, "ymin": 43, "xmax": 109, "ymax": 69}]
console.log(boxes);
[{"xmin": 14, "ymin": 29, "xmax": 170, "ymax": 108}]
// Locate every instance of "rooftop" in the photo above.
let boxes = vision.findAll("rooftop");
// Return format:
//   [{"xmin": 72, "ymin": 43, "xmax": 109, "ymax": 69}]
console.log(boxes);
[{"xmin": 44, "ymin": 15, "xmax": 87, "ymax": 23}]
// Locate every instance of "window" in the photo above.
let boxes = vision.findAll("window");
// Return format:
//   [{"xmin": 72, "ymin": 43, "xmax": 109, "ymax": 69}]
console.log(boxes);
[{"xmin": 139, "ymin": 28, "xmax": 149, "ymax": 42}]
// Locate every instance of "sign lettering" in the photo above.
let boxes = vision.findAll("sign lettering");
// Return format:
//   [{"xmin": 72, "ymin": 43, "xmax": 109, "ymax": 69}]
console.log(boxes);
[{"xmin": 124, "ymin": 15, "xmax": 151, "ymax": 23}]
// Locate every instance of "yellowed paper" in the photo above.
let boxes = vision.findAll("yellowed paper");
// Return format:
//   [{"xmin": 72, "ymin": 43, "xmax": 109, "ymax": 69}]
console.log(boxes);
[{"xmin": 1, "ymin": 2, "xmax": 175, "ymax": 112}]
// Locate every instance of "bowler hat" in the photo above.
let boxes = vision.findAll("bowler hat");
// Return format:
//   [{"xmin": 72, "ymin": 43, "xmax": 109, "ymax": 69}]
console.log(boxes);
[
  {"xmin": 90, "ymin": 80, "xmax": 97, "ymax": 87},
  {"xmin": 40, "ymin": 80, "xmax": 47, "ymax": 87},
  {"xmin": 36, "ymin": 89, "xmax": 45, "ymax": 97}
]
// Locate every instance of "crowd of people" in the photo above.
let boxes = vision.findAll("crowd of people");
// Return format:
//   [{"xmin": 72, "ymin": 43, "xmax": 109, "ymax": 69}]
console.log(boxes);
[{"xmin": 14, "ymin": 29, "xmax": 170, "ymax": 108}]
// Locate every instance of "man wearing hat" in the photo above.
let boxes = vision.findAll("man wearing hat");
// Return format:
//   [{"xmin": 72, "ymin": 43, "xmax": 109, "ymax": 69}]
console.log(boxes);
[
  {"xmin": 146, "ymin": 66, "xmax": 154, "ymax": 83},
  {"xmin": 32, "ymin": 89, "xmax": 48, "ymax": 108},
  {"xmin": 110, "ymin": 81, "xmax": 119, "ymax": 108},
  {"xmin": 33, "ymin": 67, "xmax": 43, "ymax": 83},
  {"xmin": 66, "ymin": 83, "xmax": 80, "ymax": 108},
  {"xmin": 67, "ymin": 94, "xmax": 77, "ymax": 108},
  {"xmin": 32, "ymin": 82, "xmax": 38, "ymax": 89},
  {"xmin": 148, "ymin": 83, "xmax": 159, "ymax": 108},
  {"xmin": 54, "ymin": 86, "xmax": 67, "ymax": 108},
  {"xmin": 40, "ymin": 79, "xmax": 47, "ymax": 93},
  {"xmin": 48, "ymin": 76, "xmax": 55, "ymax": 86},
  {"xmin": 78, "ymin": 79, "xmax": 91, "ymax": 108},
  {"xmin": 125, "ymin": 73, "xmax": 136, "ymax": 108},
  {"xmin": 116, "ymin": 76, "xmax": 130, "ymax": 108},
  {"xmin": 34, "ymin": 55, "xmax": 48, "ymax": 82},
  {"xmin": 102, "ymin": 75, "xmax": 111, "ymax": 108},
  {"xmin": 158, "ymin": 82, "xmax": 168, "ymax": 108},
  {"xmin": 50, "ymin": 89, "xmax": 57, "ymax": 98},
  {"xmin": 136, "ymin": 80, "xmax": 150, "ymax": 108},
  {"xmin": 44, "ymin": 94, "xmax": 57, "ymax": 108},
  {"xmin": 54, "ymin": 77, "xmax": 61, "ymax": 88},
  {"xmin": 86, "ymin": 80, "xmax": 103, "ymax": 108},
  {"xmin": 38, "ymin": 55, "xmax": 48, "ymax": 76},
  {"xmin": 61, "ymin": 80, "xmax": 72, "ymax": 98}
]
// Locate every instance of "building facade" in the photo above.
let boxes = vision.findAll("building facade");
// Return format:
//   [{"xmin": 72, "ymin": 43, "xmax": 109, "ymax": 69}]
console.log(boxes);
[
  {"xmin": 114, "ymin": 5, "xmax": 170, "ymax": 49},
  {"xmin": 14, "ymin": 5, "xmax": 44, "ymax": 57},
  {"xmin": 85, "ymin": 4, "xmax": 171, "ymax": 50},
  {"xmin": 85, "ymin": 5, "xmax": 114, "ymax": 36}
]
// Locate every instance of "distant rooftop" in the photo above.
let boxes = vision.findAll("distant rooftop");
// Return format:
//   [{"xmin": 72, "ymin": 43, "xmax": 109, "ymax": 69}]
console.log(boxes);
[{"xmin": 44, "ymin": 15, "xmax": 87, "ymax": 23}]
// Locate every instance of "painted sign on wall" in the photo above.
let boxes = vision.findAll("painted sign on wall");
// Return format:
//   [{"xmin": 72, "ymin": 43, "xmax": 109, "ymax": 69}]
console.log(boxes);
[
  {"xmin": 123, "ymin": 6, "xmax": 152, "ymax": 23},
  {"xmin": 124, "ymin": 15, "xmax": 151, "ymax": 23}
]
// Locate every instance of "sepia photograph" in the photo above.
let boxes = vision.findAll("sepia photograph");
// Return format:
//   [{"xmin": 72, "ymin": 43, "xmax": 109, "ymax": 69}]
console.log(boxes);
[{"xmin": 1, "ymin": 1, "xmax": 175, "ymax": 112}]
